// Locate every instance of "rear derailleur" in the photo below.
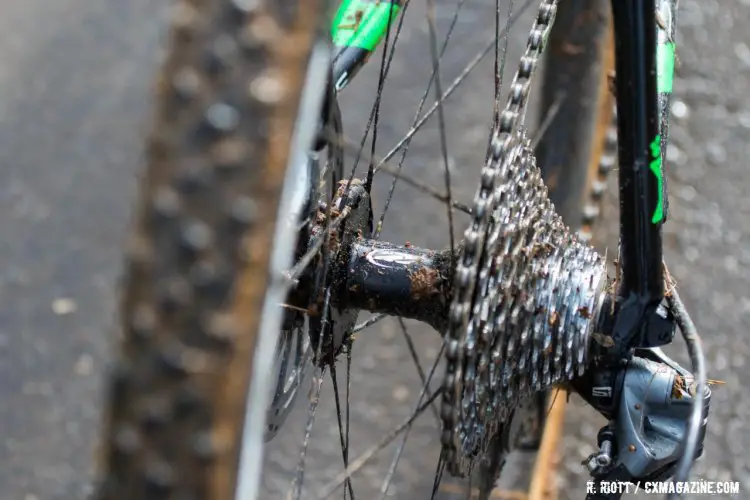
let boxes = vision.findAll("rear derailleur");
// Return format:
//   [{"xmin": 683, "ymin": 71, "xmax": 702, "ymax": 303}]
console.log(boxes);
[{"xmin": 572, "ymin": 345, "xmax": 711, "ymax": 500}]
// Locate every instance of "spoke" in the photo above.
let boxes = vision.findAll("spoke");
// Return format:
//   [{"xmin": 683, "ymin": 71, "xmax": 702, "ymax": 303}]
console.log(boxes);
[
  {"xmin": 363, "ymin": 1, "xmax": 399, "ymax": 194},
  {"xmin": 375, "ymin": 0, "xmax": 469, "ymax": 239},
  {"xmin": 374, "ymin": 0, "xmax": 538, "ymax": 174},
  {"xmin": 430, "ymin": 450, "xmax": 448, "ymax": 500},
  {"xmin": 375, "ymin": 163, "xmax": 473, "ymax": 215},
  {"xmin": 338, "ymin": 132, "xmax": 472, "ymax": 214},
  {"xmin": 378, "ymin": 171, "xmax": 472, "ymax": 214},
  {"xmin": 288, "ymin": 288, "xmax": 334, "ymax": 500},
  {"xmin": 352, "ymin": 313, "xmax": 387, "ymax": 333},
  {"xmin": 426, "ymin": 0, "xmax": 454, "ymax": 260},
  {"xmin": 330, "ymin": 360, "xmax": 355, "ymax": 499},
  {"xmin": 288, "ymin": 367, "xmax": 326, "ymax": 500},
  {"xmin": 345, "ymin": 0, "xmax": 412, "ymax": 186},
  {"xmin": 294, "ymin": 320, "xmax": 310, "ymax": 390},
  {"xmin": 344, "ymin": 340, "xmax": 353, "ymax": 498},
  {"xmin": 397, "ymin": 318, "xmax": 440, "ymax": 425},
  {"xmin": 424, "ymin": 0, "xmax": 456, "ymax": 259},
  {"xmin": 314, "ymin": 388, "xmax": 443, "ymax": 500},
  {"xmin": 486, "ymin": 0, "xmax": 515, "ymax": 167},
  {"xmin": 377, "ymin": 341, "xmax": 445, "ymax": 499},
  {"xmin": 531, "ymin": 90, "xmax": 566, "ymax": 148},
  {"xmin": 493, "ymin": 0, "xmax": 515, "ymax": 127},
  {"xmin": 284, "ymin": 205, "xmax": 351, "ymax": 283}
]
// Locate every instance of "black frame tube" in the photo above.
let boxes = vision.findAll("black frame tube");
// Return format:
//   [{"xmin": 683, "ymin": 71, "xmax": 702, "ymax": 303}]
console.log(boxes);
[{"xmin": 610, "ymin": 0, "xmax": 664, "ymax": 305}]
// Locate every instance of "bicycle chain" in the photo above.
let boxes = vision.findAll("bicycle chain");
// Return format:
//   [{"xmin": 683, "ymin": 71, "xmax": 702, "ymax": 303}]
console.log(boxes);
[{"xmin": 440, "ymin": 0, "xmax": 608, "ymax": 476}]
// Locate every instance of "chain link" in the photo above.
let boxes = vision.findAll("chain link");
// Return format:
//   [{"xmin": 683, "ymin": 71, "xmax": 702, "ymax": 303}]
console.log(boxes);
[{"xmin": 440, "ymin": 0, "xmax": 609, "ymax": 476}]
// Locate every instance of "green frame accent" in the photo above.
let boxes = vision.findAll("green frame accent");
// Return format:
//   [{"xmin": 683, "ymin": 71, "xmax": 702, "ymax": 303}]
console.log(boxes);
[
  {"xmin": 656, "ymin": 41, "xmax": 675, "ymax": 93},
  {"xmin": 649, "ymin": 135, "xmax": 665, "ymax": 223},
  {"xmin": 331, "ymin": 0, "xmax": 400, "ymax": 51}
]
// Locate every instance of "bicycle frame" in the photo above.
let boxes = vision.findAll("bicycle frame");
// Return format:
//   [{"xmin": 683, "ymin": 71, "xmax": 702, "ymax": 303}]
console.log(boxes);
[
  {"xmin": 613, "ymin": 0, "xmax": 666, "ymax": 300},
  {"xmin": 608, "ymin": 0, "xmax": 677, "ymax": 354}
]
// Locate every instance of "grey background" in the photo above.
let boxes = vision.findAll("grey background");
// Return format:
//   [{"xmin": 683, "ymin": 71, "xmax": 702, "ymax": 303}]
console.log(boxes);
[{"xmin": 0, "ymin": 0, "xmax": 748, "ymax": 499}]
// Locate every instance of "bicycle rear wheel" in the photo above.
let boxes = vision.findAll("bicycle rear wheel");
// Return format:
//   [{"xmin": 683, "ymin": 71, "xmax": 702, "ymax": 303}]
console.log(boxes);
[{"xmin": 93, "ymin": 2, "xmax": 616, "ymax": 500}]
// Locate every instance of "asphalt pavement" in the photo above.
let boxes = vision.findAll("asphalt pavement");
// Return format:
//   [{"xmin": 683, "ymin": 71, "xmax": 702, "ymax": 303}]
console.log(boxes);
[{"xmin": 0, "ymin": 1, "xmax": 748, "ymax": 499}]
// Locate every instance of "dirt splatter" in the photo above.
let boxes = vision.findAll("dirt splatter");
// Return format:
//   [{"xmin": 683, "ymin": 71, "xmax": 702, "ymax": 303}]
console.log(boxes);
[
  {"xmin": 548, "ymin": 310, "xmax": 560, "ymax": 328},
  {"xmin": 671, "ymin": 375, "xmax": 687, "ymax": 400},
  {"xmin": 591, "ymin": 332, "xmax": 615, "ymax": 348},
  {"xmin": 409, "ymin": 267, "xmax": 440, "ymax": 300}
]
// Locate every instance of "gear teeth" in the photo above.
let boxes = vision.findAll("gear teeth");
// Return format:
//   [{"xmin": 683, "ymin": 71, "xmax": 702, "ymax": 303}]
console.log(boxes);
[
  {"xmin": 443, "ymin": 136, "xmax": 607, "ymax": 477},
  {"xmin": 441, "ymin": 0, "xmax": 620, "ymax": 478},
  {"xmin": 440, "ymin": 1, "xmax": 612, "ymax": 476}
]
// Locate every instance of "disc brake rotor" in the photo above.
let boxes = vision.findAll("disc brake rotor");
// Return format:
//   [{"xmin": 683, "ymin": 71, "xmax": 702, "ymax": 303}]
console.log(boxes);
[
  {"xmin": 265, "ymin": 315, "xmax": 312, "ymax": 440},
  {"xmin": 264, "ymin": 88, "xmax": 375, "ymax": 439},
  {"xmin": 306, "ymin": 179, "xmax": 373, "ymax": 362}
]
